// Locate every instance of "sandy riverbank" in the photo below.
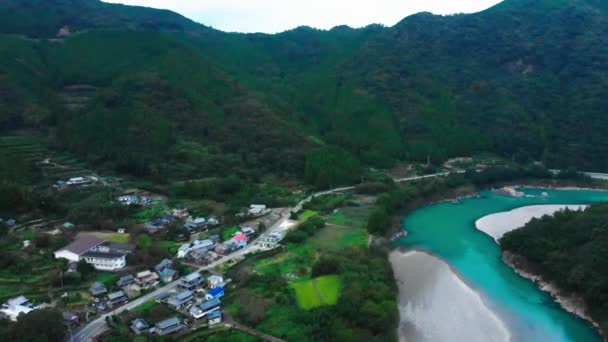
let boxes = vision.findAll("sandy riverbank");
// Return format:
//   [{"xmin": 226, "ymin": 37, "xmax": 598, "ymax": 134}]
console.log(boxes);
[
  {"xmin": 389, "ymin": 250, "xmax": 510, "ymax": 342},
  {"xmin": 475, "ymin": 204, "xmax": 588, "ymax": 241}
]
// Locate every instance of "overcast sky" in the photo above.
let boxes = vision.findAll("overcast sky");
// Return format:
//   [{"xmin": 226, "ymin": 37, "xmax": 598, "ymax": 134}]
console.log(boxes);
[{"xmin": 102, "ymin": 0, "xmax": 503, "ymax": 33}]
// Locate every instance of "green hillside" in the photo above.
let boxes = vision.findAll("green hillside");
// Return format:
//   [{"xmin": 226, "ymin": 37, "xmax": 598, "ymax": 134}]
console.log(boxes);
[{"xmin": 1, "ymin": 0, "xmax": 608, "ymax": 185}]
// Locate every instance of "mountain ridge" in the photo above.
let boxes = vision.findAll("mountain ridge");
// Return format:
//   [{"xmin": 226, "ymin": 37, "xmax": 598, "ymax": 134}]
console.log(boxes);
[{"xmin": 1, "ymin": 0, "xmax": 607, "ymax": 183}]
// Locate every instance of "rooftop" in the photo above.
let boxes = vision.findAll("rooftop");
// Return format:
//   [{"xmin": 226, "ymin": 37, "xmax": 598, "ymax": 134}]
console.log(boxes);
[
  {"xmin": 82, "ymin": 250, "xmax": 126, "ymax": 259},
  {"xmin": 233, "ymin": 234, "xmax": 247, "ymax": 242},
  {"xmin": 207, "ymin": 310, "xmax": 221, "ymax": 319},
  {"xmin": 155, "ymin": 316, "xmax": 180, "ymax": 329},
  {"xmin": 199, "ymin": 298, "xmax": 221, "ymax": 311},
  {"xmin": 107, "ymin": 291, "xmax": 126, "ymax": 300},
  {"xmin": 57, "ymin": 236, "xmax": 104, "ymax": 255},
  {"xmin": 208, "ymin": 287, "xmax": 224, "ymax": 296},
  {"xmin": 174, "ymin": 290, "xmax": 193, "ymax": 301},
  {"xmin": 131, "ymin": 318, "xmax": 150, "ymax": 330},
  {"xmin": 7, "ymin": 296, "xmax": 30, "ymax": 307},
  {"xmin": 183, "ymin": 272, "xmax": 202, "ymax": 282}
]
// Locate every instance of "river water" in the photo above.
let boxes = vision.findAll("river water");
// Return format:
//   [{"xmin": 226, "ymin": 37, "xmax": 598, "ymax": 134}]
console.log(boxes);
[{"xmin": 394, "ymin": 188, "xmax": 608, "ymax": 342}]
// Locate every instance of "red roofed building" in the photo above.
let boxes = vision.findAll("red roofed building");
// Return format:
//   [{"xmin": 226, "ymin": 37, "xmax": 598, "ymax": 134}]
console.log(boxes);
[{"xmin": 231, "ymin": 233, "xmax": 247, "ymax": 249}]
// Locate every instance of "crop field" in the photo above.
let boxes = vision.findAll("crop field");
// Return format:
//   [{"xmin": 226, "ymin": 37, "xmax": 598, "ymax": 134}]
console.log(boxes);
[
  {"xmin": 309, "ymin": 225, "xmax": 368, "ymax": 251},
  {"xmin": 88, "ymin": 232, "xmax": 130, "ymax": 243},
  {"xmin": 298, "ymin": 210, "xmax": 318, "ymax": 220},
  {"xmin": 292, "ymin": 275, "xmax": 341, "ymax": 310}
]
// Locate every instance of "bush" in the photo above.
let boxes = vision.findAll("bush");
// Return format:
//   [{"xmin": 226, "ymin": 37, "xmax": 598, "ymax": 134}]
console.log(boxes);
[{"xmin": 311, "ymin": 256, "xmax": 340, "ymax": 277}]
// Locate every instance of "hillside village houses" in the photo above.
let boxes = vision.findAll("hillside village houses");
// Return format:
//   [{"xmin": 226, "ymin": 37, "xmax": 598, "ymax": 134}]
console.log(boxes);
[
  {"xmin": 155, "ymin": 316, "xmax": 183, "ymax": 336},
  {"xmin": 258, "ymin": 231, "xmax": 285, "ymax": 250},
  {"xmin": 135, "ymin": 270, "xmax": 160, "ymax": 290},
  {"xmin": 177, "ymin": 239, "xmax": 215, "ymax": 259},
  {"xmin": 155, "ymin": 259, "xmax": 179, "ymax": 283},
  {"xmin": 54, "ymin": 236, "xmax": 133, "ymax": 271},
  {"xmin": 117, "ymin": 194, "xmax": 151, "ymax": 206},
  {"xmin": 0, "ymin": 296, "xmax": 36, "ymax": 321},
  {"xmin": 248, "ymin": 204, "xmax": 269, "ymax": 216},
  {"xmin": 179, "ymin": 271, "xmax": 204, "ymax": 291},
  {"xmin": 172, "ymin": 204, "xmax": 189, "ymax": 219},
  {"xmin": 207, "ymin": 275, "xmax": 224, "ymax": 289}
]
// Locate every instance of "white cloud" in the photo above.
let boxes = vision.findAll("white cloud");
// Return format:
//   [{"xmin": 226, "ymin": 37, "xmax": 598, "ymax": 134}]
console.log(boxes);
[{"xmin": 102, "ymin": 0, "xmax": 503, "ymax": 33}]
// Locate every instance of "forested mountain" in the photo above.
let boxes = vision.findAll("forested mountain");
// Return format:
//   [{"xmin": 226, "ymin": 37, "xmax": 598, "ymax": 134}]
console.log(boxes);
[{"xmin": 1, "ymin": 0, "xmax": 607, "ymax": 183}]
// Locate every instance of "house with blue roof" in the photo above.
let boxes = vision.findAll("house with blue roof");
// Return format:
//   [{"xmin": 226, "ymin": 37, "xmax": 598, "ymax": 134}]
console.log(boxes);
[{"xmin": 205, "ymin": 286, "xmax": 224, "ymax": 301}]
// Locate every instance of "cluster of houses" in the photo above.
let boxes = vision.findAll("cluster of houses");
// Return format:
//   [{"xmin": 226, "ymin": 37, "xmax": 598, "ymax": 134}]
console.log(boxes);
[
  {"xmin": 54, "ymin": 235, "xmax": 134, "ymax": 271},
  {"xmin": 144, "ymin": 205, "xmax": 221, "ymax": 234},
  {"xmin": 117, "ymin": 195, "xmax": 152, "ymax": 206},
  {"xmin": 238, "ymin": 204, "xmax": 271, "ymax": 219},
  {"xmin": 53, "ymin": 176, "xmax": 98, "ymax": 189},
  {"xmin": 88, "ymin": 259, "xmax": 179, "ymax": 312},
  {"xmin": 130, "ymin": 272, "xmax": 225, "ymax": 336},
  {"xmin": 177, "ymin": 227, "xmax": 257, "ymax": 263}
]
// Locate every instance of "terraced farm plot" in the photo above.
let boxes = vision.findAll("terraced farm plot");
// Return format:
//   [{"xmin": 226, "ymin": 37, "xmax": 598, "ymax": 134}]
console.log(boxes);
[
  {"xmin": 292, "ymin": 275, "xmax": 341, "ymax": 310},
  {"xmin": 0, "ymin": 135, "xmax": 110, "ymax": 185}
]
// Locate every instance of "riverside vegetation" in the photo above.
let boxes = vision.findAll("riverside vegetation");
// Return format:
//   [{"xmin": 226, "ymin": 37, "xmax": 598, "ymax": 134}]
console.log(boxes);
[{"xmin": 500, "ymin": 204, "xmax": 608, "ymax": 335}]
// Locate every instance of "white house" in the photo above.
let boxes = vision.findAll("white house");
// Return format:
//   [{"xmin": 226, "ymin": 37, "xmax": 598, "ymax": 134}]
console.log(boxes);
[
  {"xmin": 177, "ymin": 243, "xmax": 191, "ymax": 258},
  {"xmin": 0, "ymin": 296, "xmax": 35, "ymax": 321},
  {"xmin": 54, "ymin": 236, "xmax": 104, "ymax": 263},
  {"xmin": 258, "ymin": 231, "xmax": 285, "ymax": 249},
  {"xmin": 207, "ymin": 275, "xmax": 224, "ymax": 289},
  {"xmin": 81, "ymin": 250, "xmax": 127, "ymax": 271},
  {"xmin": 249, "ymin": 204, "xmax": 268, "ymax": 216},
  {"xmin": 55, "ymin": 236, "xmax": 129, "ymax": 271}
]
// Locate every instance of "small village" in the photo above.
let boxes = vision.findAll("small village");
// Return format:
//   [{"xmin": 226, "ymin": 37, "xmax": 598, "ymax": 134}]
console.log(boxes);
[{"xmin": 0, "ymin": 172, "xmax": 299, "ymax": 340}]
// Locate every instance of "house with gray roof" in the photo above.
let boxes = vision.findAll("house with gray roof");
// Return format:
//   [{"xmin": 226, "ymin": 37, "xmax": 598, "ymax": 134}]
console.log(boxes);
[
  {"xmin": 154, "ymin": 316, "xmax": 182, "ymax": 336},
  {"xmin": 167, "ymin": 290, "xmax": 193, "ymax": 309},
  {"xmin": 179, "ymin": 271, "xmax": 203, "ymax": 290},
  {"xmin": 88, "ymin": 282, "xmax": 108, "ymax": 297},
  {"xmin": 106, "ymin": 291, "xmax": 128, "ymax": 308},
  {"xmin": 130, "ymin": 318, "xmax": 151, "ymax": 335},
  {"xmin": 116, "ymin": 274, "xmax": 135, "ymax": 288}
]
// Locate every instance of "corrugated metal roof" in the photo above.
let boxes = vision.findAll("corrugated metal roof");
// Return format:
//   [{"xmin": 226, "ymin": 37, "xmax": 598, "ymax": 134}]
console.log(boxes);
[
  {"xmin": 59, "ymin": 236, "xmax": 104, "ymax": 255},
  {"xmin": 155, "ymin": 316, "xmax": 180, "ymax": 329}
]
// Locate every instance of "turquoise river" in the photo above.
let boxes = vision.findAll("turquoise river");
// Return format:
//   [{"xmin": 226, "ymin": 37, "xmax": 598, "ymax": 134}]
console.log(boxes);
[{"xmin": 398, "ymin": 188, "xmax": 608, "ymax": 342}]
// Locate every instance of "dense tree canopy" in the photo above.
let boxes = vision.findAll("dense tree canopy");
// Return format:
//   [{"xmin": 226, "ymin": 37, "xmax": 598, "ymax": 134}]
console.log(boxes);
[
  {"xmin": 501, "ymin": 204, "xmax": 608, "ymax": 333},
  {"xmin": 305, "ymin": 146, "xmax": 361, "ymax": 189},
  {"xmin": 2, "ymin": 0, "xmax": 608, "ymax": 184},
  {"xmin": 0, "ymin": 309, "xmax": 66, "ymax": 342}
]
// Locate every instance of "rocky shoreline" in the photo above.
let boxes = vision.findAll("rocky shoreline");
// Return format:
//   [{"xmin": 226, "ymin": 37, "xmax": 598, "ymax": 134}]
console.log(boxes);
[{"xmin": 502, "ymin": 251, "xmax": 606, "ymax": 340}]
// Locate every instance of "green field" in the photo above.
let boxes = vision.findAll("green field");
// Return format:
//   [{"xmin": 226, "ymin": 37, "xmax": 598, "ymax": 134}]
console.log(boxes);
[
  {"xmin": 97, "ymin": 273, "xmax": 118, "ymax": 286},
  {"xmin": 90, "ymin": 232, "xmax": 130, "ymax": 243},
  {"xmin": 298, "ymin": 210, "xmax": 318, "ymax": 220},
  {"xmin": 309, "ymin": 225, "xmax": 368, "ymax": 251},
  {"xmin": 292, "ymin": 275, "xmax": 341, "ymax": 310}
]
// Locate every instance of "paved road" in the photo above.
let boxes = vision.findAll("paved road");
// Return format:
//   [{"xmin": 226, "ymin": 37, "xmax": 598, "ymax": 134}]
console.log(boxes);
[
  {"xmin": 549, "ymin": 169, "xmax": 608, "ymax": 180},
  {"xmin": 72, "ymin": 171, "xmax": 457, "ymax": 341}
]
